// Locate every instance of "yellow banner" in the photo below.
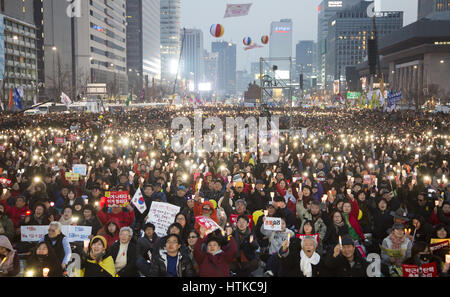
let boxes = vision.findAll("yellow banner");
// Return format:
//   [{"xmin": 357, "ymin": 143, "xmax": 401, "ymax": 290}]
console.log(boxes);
[
  {"xmin": 380, "ymin": 245, "xmax": 404, "ymax": 258},
  {"xmin": 65, "ymin": 172, "xmax": 80, "ymax": 182},
  {"xmin": 430, "ymin": 238, "xmax": 450, "ymax": 244}
]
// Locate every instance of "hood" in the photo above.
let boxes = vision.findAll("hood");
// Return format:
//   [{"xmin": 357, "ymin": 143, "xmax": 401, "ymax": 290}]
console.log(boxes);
[
  {"xmin": 199, "ymin": 200, "xmax": 218, "ymax": 222},
  {"xmin": 105, "ymin": 218, "xmax": 121, "ymax": 234},
  {"xmin": 0, "ymin": 235, "xmax": 13, "ymax": 251}
]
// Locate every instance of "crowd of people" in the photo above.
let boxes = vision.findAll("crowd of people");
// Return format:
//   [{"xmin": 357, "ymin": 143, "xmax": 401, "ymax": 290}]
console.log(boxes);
[{"xmin": 0, "ymin": 106, "xmax": 449, "ymax": 278}]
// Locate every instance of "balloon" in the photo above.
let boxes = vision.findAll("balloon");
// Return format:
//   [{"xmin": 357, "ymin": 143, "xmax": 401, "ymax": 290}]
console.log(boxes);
[
  {"xmin": 243, "ymin": 36, "xmax": 252, "ymax": 46},
  {"xmin": 261, "ymin": 35, "xmax": 269, "ymax": 44},
  {"xmin": 210, "ymin": 24, "xmax": 224, "ymax": 38}
]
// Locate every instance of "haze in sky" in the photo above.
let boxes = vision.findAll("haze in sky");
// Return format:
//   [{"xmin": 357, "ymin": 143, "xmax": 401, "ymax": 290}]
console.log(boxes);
[{"xmin": 181, "ymin": 0, "xmax": 418, "ymax": 72}]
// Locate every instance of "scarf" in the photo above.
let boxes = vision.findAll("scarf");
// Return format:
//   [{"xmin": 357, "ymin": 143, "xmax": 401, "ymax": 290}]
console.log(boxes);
[
  {"xmin": 334, "ymin": 220, "xmax": 345, "ymax": 232},
  {"xmin": 0, "ymin": 235, "xmax": 16, "ymax": 273},
  {"xmin": 299, "ymin": 250, "xmax": 320, "ymax": 277},
  {"xmin": 389, "ymin": 232, "xmax": 405, "ymax": 250}
]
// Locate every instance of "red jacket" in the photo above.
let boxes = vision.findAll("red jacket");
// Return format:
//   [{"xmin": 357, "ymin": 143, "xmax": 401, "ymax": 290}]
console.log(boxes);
[
  {"xmin": 96, "ymin": 218, "xmax": 120, "ymax": 248},
  {"xmin": 1, "ymin": 199, "xmax": 29, "ymax": 229},
  {"xmin": 193, "ymin": 200, "xmax": 218, "ymax": 234},
  {"xmin": 194, "ymin": 236, "xmax": 237, "ymax": 277},
  {"xmin": 96, "ymin": 208, "xmax": 135, "ymax": 229}
]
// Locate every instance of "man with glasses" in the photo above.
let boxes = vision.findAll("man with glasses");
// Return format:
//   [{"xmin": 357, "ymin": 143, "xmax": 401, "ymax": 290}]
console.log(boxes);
[{"xmin": 39, "ymin": 221, "xmax": 72, "ymax": 270}]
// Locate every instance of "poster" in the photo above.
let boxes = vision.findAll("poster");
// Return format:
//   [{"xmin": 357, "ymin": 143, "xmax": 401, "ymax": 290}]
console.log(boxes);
[
  {"xmin": 402, "ymin": 263, "xmax": 437, "ymax": 277},
  {"xmin": 380, "ymin": 245, "xmax": 405, "ymax": 259},
  {"xmin": 65, "ymin": 172, "xmax": 80, "ymax": 182},
  {"xmin": 104, "ymin": 191, "xmax": 129, "ymax": 207},
  {"xmin": 72, "ymin": 164, "xmax": 87, "ymax": 176},
  {"xmin": 263, "ymin": 217, "xmax": 282, "ymax": 231},
  {"xmin": 429, "ymin": 240, "xmax": 449, "ymax": 253},
  {"xmin": 21, "ymin": 225, "xmax": 92, "ymax": 242},
  {"xmin": 54, "ymin": 137, "xmax": 66, "ymax": 145},
  {"xmin": 146, "ymin": 202, "xmax": 180, "ymax": 237},
  {"xmin": 196, "ymin": 216, "xmax": 221, "ymax": 234}
]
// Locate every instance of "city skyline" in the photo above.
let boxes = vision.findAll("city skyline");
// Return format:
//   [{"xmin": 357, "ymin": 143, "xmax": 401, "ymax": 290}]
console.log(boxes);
[{"xmin": 181, "ymin": 0, "xmax": 418, "ymax": 72}]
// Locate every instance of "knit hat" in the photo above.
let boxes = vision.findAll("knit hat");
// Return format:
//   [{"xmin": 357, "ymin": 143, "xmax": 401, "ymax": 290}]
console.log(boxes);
[
  {"xmin": 235, "ymin": 199, "xmax": 247, "ymax": 207},
  {"xmin": 341, "ymin": 235, "xmax": 354, "ymax": 246},
  {"xmin": 90, "ymin": 235, "xmax": 107, "ymax": 249}
]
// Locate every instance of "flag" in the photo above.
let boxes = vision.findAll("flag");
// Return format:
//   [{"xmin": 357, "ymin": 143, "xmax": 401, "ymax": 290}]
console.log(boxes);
[
  {"xmin": 126, "ymin": 93, "xmax": 132, "ymax": 106},
  {"xmin": 13, "ymin": 88, "xmax": 22, "ymax": 110},
  {"xmin": 60, "ymin": 92, "xmax": 72, "ymax": 107},
  {"xmin": 224, "ymin": 3, "xmax": 252, "ymax": 18},
  {"xmin": 8, "ymin": 88, "xmax": 13, "ymax": 110},
  {"xmin": 131, "ymin": 188, "xmax": 147, "ymax": 214}
]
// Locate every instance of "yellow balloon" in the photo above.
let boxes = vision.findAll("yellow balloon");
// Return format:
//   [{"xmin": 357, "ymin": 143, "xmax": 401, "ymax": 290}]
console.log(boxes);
[
  {"xmin": 99, "ymin": 115, "xmax": 103, "ymax": 119},
  {"xmin": 358, "ymin": 209, "xmax": 363, "ymax": 221},
  {"xmin": 210, "ymin": 199, "xmax": 217, "ymax": 209},
  {"xmin": 252, "ymin": 210, "xmax": 264, "ymax": 226}
]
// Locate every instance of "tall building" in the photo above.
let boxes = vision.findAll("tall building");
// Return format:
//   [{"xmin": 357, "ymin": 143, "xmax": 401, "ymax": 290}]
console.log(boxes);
[
  {"xmin": 181, "ymin": 29, "xmax": 204, "ymax": 91},
  {"xmin": 211, "ymin": 41, "xmax": 236, "ymax": 96},
  {"xmin": 317, "ymin": 0, "xmax": 361, "ymax": 87},
  {"xmin": 236, "ymin": 70, "xmax": 254, "ymax": 95},
  {"xmin": 325, "ymin": 1, "xmax": 403, "ymax": 88},
  {"xmin": 269, "ymin": 19, "xmax": 293, "ymax": 71},
  {"xmin": 296, "ymin": 41, "xmax": 316, "ymax": 83},
  {"xmin": 126, "ymin": 0, "xmax": 143, "ymax": 94},
  {"xmin": 160, "ymin": 0, "xmax": 181, "ymax": 82},
  {"xmin": 142, "ymin": 1, "xmax": 160, "ymax": 82},
  {"xmin": 203, "ymin": 50, "xmax": 218, "ymax": 93},
  {"xmin": 418, "ymin": 0, "xmax": 450, "ymax": 19},
  {"xmin": 0, "ymin": 0, "xmax": 38, "ymax": 107},
  {"xmin": 42, "ymin": 0, "xmax": 128, "ymax": 100}
]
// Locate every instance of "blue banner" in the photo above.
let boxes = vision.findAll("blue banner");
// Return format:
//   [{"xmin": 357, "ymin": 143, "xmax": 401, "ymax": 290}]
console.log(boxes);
[
  {"xmin": 387, "ymin": 91, "xmax": 402, "ymax": 108},
  {"xmin": 0, "ymin": 15, "xmax": 5, "ymax": 80},
  {"xmin": 13, "ymin": 88, "xmax": 23, "ymax": 110}
]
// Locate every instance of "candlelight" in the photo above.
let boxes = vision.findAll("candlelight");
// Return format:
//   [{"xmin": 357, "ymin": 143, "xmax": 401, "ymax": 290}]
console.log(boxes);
[{"xmin": 43, "ymin": 268, "xmax": 50, "ymax": 277}]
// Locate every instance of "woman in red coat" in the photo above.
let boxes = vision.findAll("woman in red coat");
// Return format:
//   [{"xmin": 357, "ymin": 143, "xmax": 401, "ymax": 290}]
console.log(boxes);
[
  {"xmin": 194, "ymin": 228, "xmax": 237, "ymax": 277},
  {"xmin": 342, "ymin": 192, "xmax": 365, "ymax": 242}
]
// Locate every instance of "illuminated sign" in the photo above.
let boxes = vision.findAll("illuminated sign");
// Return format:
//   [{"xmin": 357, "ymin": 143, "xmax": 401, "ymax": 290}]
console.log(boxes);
[
  {"xmin": 328, "ymin": 1, "xmax": 343, "ymax": 7},
  {"xmin": 274, "ymin": 26, "xmax": 291, "ymax": 33}
]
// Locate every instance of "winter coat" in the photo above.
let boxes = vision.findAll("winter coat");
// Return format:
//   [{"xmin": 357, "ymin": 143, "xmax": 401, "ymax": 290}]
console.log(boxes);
[
  {"xmin": 150, "ymin": 248, "xmax": 195, "ymax": 277},
  {"xmin": 109, "ymin": 240, "xmax": 138, "ymax": 277},
  {"xmin": 343, "ymin": 199, "xmax": 365, "ymax": 240},
  {"xmin": 371, "ymin": 209, "xmax": 394, "ymax": 244},
  {"xmin": 247, "ymin": 189, "xmax": 271, "ymax": 214},
  {"xmin": 1, "ymin": 199, "xmax": 29, "ymax": 229},
  {"xmin": 0, "ymin": 214, "xmax": 14, "ymax": 241},
  {"xmin": 381, "ymin": 234, "xmax": 412, "ymax": 265},
  {"xmin": 231, "ymin": 228, "xmax": 259, "ymax": 263},
  {"xmin": 97, "ymin": 218, "xmax": 120, "ymax": 248},
  {"xmin": 259, "ymin": 223, "xmax": 295, "ymax": 255},
  {"xmin": 194, "ymin": 236, "xmax": 237, "ymax": 277},
  {"xmin": 323, "ymin": 223, "xmax": 349, "ymax": 254},
  {"xmin": 96, "ymin": 207, "xmax": 135, "ymax": 229},
  {"xmin": 295, "ymin": 199, "xmax": 327, "ymax": 242},
  {"xmin": 278, "ymin": 236, "xmax": 324, "ymax": 277},
  {"xmin": 80, "ymin": 255, "xmax": 117, "ymax": 277},
  {"xmin": 324, "ymin": 249, "xmax": 369, "ymax": 277}
]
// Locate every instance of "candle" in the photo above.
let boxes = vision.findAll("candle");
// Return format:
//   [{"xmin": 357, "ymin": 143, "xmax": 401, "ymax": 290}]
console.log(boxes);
[
  {"xmin": 270, "ymin": 192, "xmax": 275, "ymax": 201},
  {"xmin": 83, "ymin": 240, "xmax": 90, "ymax": 252},
  {"xmin": 322, "ymin": 194, "xmax": 328, "ymax": 203},
  {"xmin": 43, "ymin": 268, "xmax": 50, "ymax": 277},
  {"xmin": 339, "ymin": 236, "xmax": 342, "ymax": 248},
  {"xmin": 446, "ymin": 254, "xmax": 450, "ymax": 264},
  {"xmin": 251, "ymin": 183, "xmax": 255, "ymax": 189},
  {"xmin": 200, "ymin": 198, "xmax": 204, "ymax": 203},
  {"xmin": 435, "ymin": 200, "xmax": 439, "ymax": 206},
  {"xmin": 264, "ymin": 210, "xmax": 268, "ymax": 216}
]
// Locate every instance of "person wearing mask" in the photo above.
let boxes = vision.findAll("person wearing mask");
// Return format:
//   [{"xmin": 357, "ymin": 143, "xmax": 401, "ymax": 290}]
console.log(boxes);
[
  {"xmin": 80, "ymin": 235, "xmax": 117, "ymax": 277},
  {"xmin": 38, "ymin": 221, "xmax": 72, "ymax": 271},
  {"xmin": 24, "ymin": 241, "xmax": 63, "ymax": 277},
  {"xmin": 109, "ymin": 227, "xmax": 138, "ymax": 277},
  {"xmin": 230, "ymin": 215, "xmax": 259, "ymax": 277},
  {"xmin": 324, "ymin": 234, "xmax": 369, "ymax": 277},
  {"xmin": 278, "ymin": 235, "xmax": 324, "ymax": 277},
  {"xmin": 150, "ymin": 233, "xmax": 195, "ymax": 277},
  {"xmin": 403, "ymin": 241, "xmax": 449, "ymax": 277},
  {"xmin": 0, "ymin": 235, "xmax": 19, "ymax": 277}
]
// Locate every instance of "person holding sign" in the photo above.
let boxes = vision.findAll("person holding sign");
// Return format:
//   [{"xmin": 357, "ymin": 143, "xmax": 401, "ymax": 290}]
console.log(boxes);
[
  {"xmin": 402, "ymin": 241, "xmax": 449, "ymax": 277},
  {"xmin": 96, "ymin": 201, "xmax": 135, "ymax": 230},
  {"xmin": 324, "ymin": 234, "xmax": 369, "ymax": 277},
  {"xmin": 380, "ymin": 223, "xmax": 412, "ymax": 267},
  {"xmin": 39, "ymin": 222, "xmax": 72, "ymax": 270},
  {"xmin": 193, "ymin": 227, "xmax": 237, "ymax": 277},
  {"xmin": 193, "ymin": 198, "xmax": 218, "ymax": 235},
  {"xmin": 278, "ymin": 235, "xmax": 324, "ymax": 277}
]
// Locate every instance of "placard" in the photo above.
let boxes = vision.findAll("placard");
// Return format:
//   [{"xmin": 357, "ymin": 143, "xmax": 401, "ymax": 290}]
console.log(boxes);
[
  {"xmin": 429, "ymin": 240, "xmax": 449, "ymax": 252},
  {"xmin": 0, "ymin": 177, "xmax": 12, "ymax": 187},
  {"xmin": 263, "ymin": 217, "xmax": 282, "ymax": 231},
  {"xmin": 69, "ymin": 134, "xmax": 78, "ymax": 141},
  {"xmin": 146, "ymin": 202, "xmax": 180, "ymax": 237},
  {"xmin": 21, "ymin": 225, "xmax": 92, "ymax": 242},
  {"xmin": 380, "ymin": 245, "xmax": 405, "ymax": 259},
  {"xmin": 54, "ymin": 137, "xmax": 66, "ymax": 145},
  {"xmin": 196, "ymin": 216, "xmax": 221, "ymax": 234},
  {"xmin": 72, "ymin": 164, "xmax": 87, "ymax": 176},
  {"xmin": 402, "ymin": 263, "xmax": 437, "ymax": 277},
  {"xmin": 65, "ymin": 172, "xmax": 80, "ymax": 182},
  {"xmin": 104, "ymin": 191, "xmax": 129, "ymax": 207},
  {"xmin": 430, "ymin": 238, "xmax": 450, "ymax": 245}
]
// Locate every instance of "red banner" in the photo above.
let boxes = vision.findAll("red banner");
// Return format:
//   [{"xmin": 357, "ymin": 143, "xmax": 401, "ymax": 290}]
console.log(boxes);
[
  {"xmin": 104, "ymin": 191, "xmax": 129, "ymax": 207},
  {"xmin": 0, "ymin": 177, "xmax": 12, "ymax": 187},
  {"xmin": 195, "ymin": 216, "xmax": 220, "ymax": 233},
  {"xmin": 229, "ymin": 214, "xmax": 253, "ymax": 231},
  {"xmin": 402, "ymin": 263, "xmax": 437, "ymax": 277},
  {"xmin": 54, "ymin": 137, "xmax": 66, "ymax": 145},
  {"xmin": 69, "ymin": 134, "xmax": 78, "ymax": 142},
  {"xmin": 295, "ymin": 233, "xmax": 320, "ymax": 244}
]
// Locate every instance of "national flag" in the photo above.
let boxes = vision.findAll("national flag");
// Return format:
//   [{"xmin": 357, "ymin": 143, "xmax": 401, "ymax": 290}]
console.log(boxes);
[
  {"xmin": 13, "ymin": 88, "xmax": 22, "ymax": 110},
  {"xmin": 224, "ymin": 3, "xmax": 252, "ymax": 18},
  {"xmin": 60, "ymin": 92, "xmax": 72, "ymax": 108},
  {"xmin": 126, "ymin": 93, "xmax": 132, "ymax": 106},
  {"xmin": 131, "ymin": 187, "xmax": 147, "ymax": 214}
]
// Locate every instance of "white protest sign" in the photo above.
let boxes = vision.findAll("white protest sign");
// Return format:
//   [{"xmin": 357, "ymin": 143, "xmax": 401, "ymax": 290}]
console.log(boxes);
[
  {"xmin": 146, "ymin": 202, "xmax": 180, "ymax": 237},
  {"xmin": 72, "ymin": 164, "xmax": 87, "ymax": 176},
  {"xmin": 21, "ymin": 225, "xmax": 92, "ymax": 242},
  {"xmin": 263, "ymin": 217, "xmax": 282, "ymax": 231}
]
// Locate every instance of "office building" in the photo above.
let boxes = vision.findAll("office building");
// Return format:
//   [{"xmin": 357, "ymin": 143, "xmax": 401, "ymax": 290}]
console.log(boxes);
[
  {"xmin": 236, "ymin": 70, "xmax": 254, "ymax": 95},
  {"xmin": 418, "ymin": 0, "xmax": 450, "ymax": 19},
  {"xmin": 325, "ymin": 1, "xmax": 403, "ymax": 88},
  {"xmin": 126, "ymin": 0, "xmax": 143, "ymax": 94},
  {"xmin": 203, "ymin": 50, "xmax": 218, "ymax": 92},
  {"xmin": 212, "ymin": 41, "xmax": 236, "ymax": 96},
  {"xmin": 142, "ymin": 0, "xmax": 160, "ymax": 82},
  {"xmin": 269, "ymin": 19, "xmax": 293, "ymax": 71},
  {"xmin": 317, "ymin": 0, "xmax": 361, "ymax": 87},
  {"xmin": 181, "ymin": 29, "xmax": 204, "ymax": 91},
  {"xmin": 160, "ymin": 0, "xmax": 181, "ymax": 82},
  {"xmin": 0, "ymin": 0, "xmax": 38, "ymax": 107},
  {"xmin": 296, "ymin": 40, "xmax": 317, "ymax": 84}
]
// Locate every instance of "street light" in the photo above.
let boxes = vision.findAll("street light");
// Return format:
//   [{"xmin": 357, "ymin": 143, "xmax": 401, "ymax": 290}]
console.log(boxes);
[{"xmin": 52, "ymin": 46, "xmax": 57, "ymax": 51}]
